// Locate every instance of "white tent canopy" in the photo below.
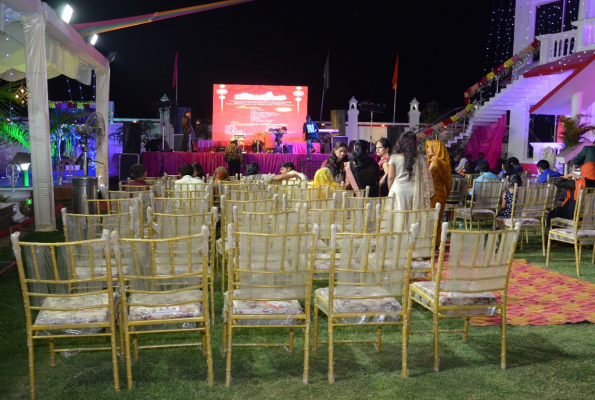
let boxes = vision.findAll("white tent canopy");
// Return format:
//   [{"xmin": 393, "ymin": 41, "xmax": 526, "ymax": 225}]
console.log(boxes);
[{"xmin": 1, "ymin": 0, "xmax": 110, "ymax": 231}]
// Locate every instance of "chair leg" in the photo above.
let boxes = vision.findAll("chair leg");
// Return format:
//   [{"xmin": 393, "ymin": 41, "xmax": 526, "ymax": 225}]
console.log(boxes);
[
  {"xmin": 541, "ymin": 226, "xmax": 546, "ymax": 257},
  {"xmin": 433, "ymin": 310, "xmax": 440, "ymax": 372},
  {"xmin": 501, "ymin": 304, "xmax": 507, "ymax": 370},
  {"xmin": 225, "ymin": 314, "xmax": 233, "ymax": 387},
  {"xmin": 376, "ymin": 325, "xmax": 382, "ymax": 352},
  {"xmin": 546, "ymin": 235, "xmax": 552, "ymax": 268},
  {"xmin": 133, "ymin": 333, "xmax": 139, "ymax": 361},
  {"xmin": 49, "ymin": 339, "xmax": 56, "ymax": 367},
  {"xmin": 210, "ymin": 279, "xmax": 215, "ymax": 326},
  {"xmin": 27, "ymin": 330, "xmax": 36, "ymax": 400},
  {"xmin": 109, "ymin": 312, "xmax": 120, "ymax": 392},
  {"xmin": 312, "ymin": 304, "xmax": 319, "ymax": 356},
  {"xmin": 328, "ymin": 319, "xmax": 335, "ymax": 383},
  {"xmin": 303, "ymin": 315, "xmax": 311, "ymax": 384},
  {"xmin": 592, "ymin": 244, "xmax": 595, "ymax": 265},
  {"xmin": 289, "ymin": 328, "xmax": 295, "ymax": 354},
  {"xmin": 575, "ymin": 242, "xmax": 581, "ymax": 276},
  {"xmin": 204, "ymin": 322, "xmax": 214, "ymax": 387},
  {"xmin": 124, "ymin": 327, "xmax": 134, "ymax": 390},
  {"xmin": 402, "ymin": 292, "xmax": 414, "ymax": 378},
  {"xmin": 463, "ymin": 318, "xmax": 470, "ymax": 343}
]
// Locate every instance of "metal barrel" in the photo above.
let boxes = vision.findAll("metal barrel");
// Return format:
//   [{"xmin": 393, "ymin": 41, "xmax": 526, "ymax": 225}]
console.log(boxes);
[{"xmin": 72, "ymin": 176, "xmax": 98, "ymax": 214}]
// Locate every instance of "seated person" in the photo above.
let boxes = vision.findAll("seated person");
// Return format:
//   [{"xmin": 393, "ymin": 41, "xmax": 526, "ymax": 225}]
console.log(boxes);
[
  {"xmin": 242, "ymin": 162, "xmax": 304, "ymax": 182},
  {"xmin": 279, "ymin": 162, "xmax": 306, "ymax": 185},
  {"xmin": 125, "ymin": 164, "xmax": 148, "ymax": 186},
  {"xmin": 469, "ymin": 163, "xmax": 499, "ymax": 196},
  {"xmin": 192, "ymin": 162, "xmax": 206, "ymax": 182},
  {"xmin": 175, "ymin": 164, "xmax": 203, "ymax": 191},
  {"xmin": 312, "ymin": 167, "xmax": 339, "ymax": 187},
  {"xmin": 508, "ymin": 157, "xmax": 524, "ymax": 173},
  {"xmin": 455, "ymin": 154, "xmax": 470, "ymax": 174},
  {"xmin": 496, "ymin": 174, "xmax": 523, "ymax": 218},
  {"xmin": 537, "ymin": 160, "xmax": 561, "ymax": 183},
  {"xmin": 546, "ymin": 161, "xmax": 595, "ymax": 229},
  {"xmin": 474, "ymin": 152, "xmax": 488, "ymax": 173}
]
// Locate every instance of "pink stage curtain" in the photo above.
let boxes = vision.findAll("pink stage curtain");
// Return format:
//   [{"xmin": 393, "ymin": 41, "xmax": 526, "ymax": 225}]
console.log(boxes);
[
  {"xmin": 141, "ymin": 152, "xmax": 329, "ymax": 177},
  {"xmin": 194, "ymin": 140, "xmax": 320, "ymax": 154},
  {"xmin": 464, "ymin": 115, "xmax": 507, "ymax": 169}
]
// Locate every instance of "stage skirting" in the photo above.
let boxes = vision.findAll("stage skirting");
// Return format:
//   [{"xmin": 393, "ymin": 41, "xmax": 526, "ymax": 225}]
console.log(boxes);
[
  {"xmin": 193, "ymin": 140, "xmax": 320, "ymax": 154},
  {"xmin": 141, "ymin": 152, "xmax": 329, "ymax": 177}
]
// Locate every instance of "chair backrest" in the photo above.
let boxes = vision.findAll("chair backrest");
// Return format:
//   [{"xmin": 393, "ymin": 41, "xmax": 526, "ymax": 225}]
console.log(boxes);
[
  {"xmin": 574, "ymin": 190, "xmax": 595, "ymax": 231},
  {"xmin": 147, "ymin": 207, "xmax": 217, "ymax": 239},
  {"xmin": 233, "ymin": 209, "xmax": 301, "ymax": 234},
  {"xmin": 151, "ymin": 197, "xmax": 209, "ymax": 214},
  {"xmin": 510, "ymin": 185, "xmax": 549, "ymax": 219},
  {"xmin": 120, "ymin": 183, "xmax": 152, "ymax": 192},
  {"xmin": 225, "ymin": 189, "xmax": 272, "ymax": 202},
  {"xmin": 326, "ymin": 223, "xmax": 418, "ymax": 315},
  {"xmin": 11, "ymin": 230, "xmax": 116, "ymax": 308},
  {"xmin": 447, "ymin": 177, "xmax": 467, "ymax": 204},
  {"xmin": 435, "ymin": 222, "xmax": 521, "ymax": 293},
  {"xmin": 167, "ymin": 186, "xmax": 213, "ymax": 199},
  {"xmin": 533, "ymin": 182, "xmax": 559, "ymax": 209},
  {"xmin": 226, "ymin": 224, "xmax": 317, "ymax": 303},
  {"xmin": 114, "ymin": 229, "xmax": 210, "ymax": 316},
  {"xmin": 61, "ymin": 207, "xmax": 137, "ymax": 241},
  {"xmin": 469, "ymin": 179, "xmax": 504, "ymax": 211},
  {"xmin": 525, "ymin": 174, "xmax": 539, "ymax": 185},
  {"xmin": 307, "ymin": 206, "xmax": 372, "ymax": 242},
  {"xmin": 464, "ymin": 173, "xmax": 479, "ymax": 188},
  {"xmin": 84, "ymin": 197, "xmax": 138, "ymax": 215},
  {"xmin": 285, "ymin": 196, "xmax": 339, "ymax": 211},
  {"xmin": 171, "ymin": 181, "xmax": 211, "ymax": 195},
  {"xmin": 378, "ymin": 204, "xmax": 440, "ymax": 259}
]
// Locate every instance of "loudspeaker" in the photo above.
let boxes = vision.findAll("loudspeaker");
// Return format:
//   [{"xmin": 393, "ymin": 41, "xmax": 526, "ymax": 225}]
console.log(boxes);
[
  {"xmin": 387, "ymin": 126, "xmax": 405, "ymax": 150},
  {"xmin": 119, "ymin": 153, "xmax": 139, "ymax": 182},
  {"xmin": 122, "ymin": 122, "xmax": 142, "ymax": 154},
  {"xmin": 330, "ymin": 110, "xmax": 346, "ymax": 136},
  {"xmin": 332, "ymin": 136, "xmax": 348, "ymax": 149},
  {"xmin": 173, "ymin": 134, "xmax": 184, "ymax": 151}
]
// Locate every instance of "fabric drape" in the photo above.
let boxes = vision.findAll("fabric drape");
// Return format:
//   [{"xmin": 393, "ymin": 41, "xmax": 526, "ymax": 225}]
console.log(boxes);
[
  {"xmin": 426, "ymin": 140, "xmax": 451, "ymax": 243},
  {"xmin": 464, "ymin": 115, "xmax": 507, "ymax": 169}
]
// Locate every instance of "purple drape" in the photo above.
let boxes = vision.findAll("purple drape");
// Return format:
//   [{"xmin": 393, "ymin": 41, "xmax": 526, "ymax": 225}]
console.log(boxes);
[
  {"xmin": 141, "ymin": 152, "xmax": 329, "ymax": 177},
  {"xmin": 464, "ymin": 115, "xmax": 507, "ymax": 169}
]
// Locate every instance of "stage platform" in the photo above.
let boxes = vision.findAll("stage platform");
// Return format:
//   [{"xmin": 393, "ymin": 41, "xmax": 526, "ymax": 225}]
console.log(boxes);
[{"xmin": 141, "ymin": 152, "xmax": 329, "ymax": 178}]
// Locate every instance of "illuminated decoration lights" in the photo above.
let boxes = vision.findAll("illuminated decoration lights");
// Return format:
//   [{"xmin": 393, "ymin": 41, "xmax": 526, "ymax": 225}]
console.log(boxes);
[
  {"xmin": 484, "ymin": 0, "xmax": 516, "ymax": 73},
  {"xmin": 418, "ymin": 104, "xmax": 475, "ymax": 139},
  {"xmin": 465, "ymin": 40, "xmax": 540, "ymax": 104},
  {"xmin": 49, "ymin": 101, "xmax": 96, "ymax": 110},
  {"xmin": 535, "ymin": 0, "xmax": 579, "ymax": 37},
  {"xmin": 13, "ymin": 85, "xmax": 27, "ymax": 106},
  {"xmin": 293, "ymin": 86, "xmax": 304, "ymax": 115},
  {"xmin": 216, "ymin": 84, "xmax": 228, "ymax": 112}
]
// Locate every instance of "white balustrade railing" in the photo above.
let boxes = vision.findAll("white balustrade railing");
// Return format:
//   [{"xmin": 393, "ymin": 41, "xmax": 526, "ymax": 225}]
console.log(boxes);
[
  {"xmin": 572, "ymin": 17, "xmax": 595, "ymax": 51},
  {"xmin": 537, "ymin": 30, "xmax": 577, "ymax": 65}
]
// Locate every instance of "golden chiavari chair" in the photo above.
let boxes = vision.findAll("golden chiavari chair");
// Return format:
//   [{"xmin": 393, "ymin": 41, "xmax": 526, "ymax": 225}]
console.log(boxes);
[{"xmin": 454, "ymin": 179, "xmax": 504, "ymax": 230}]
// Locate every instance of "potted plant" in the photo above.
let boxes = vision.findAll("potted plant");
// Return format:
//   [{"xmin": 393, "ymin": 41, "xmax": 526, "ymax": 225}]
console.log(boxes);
[{"xmin": 559, "ymin": 114, "xmax": 595, "ymax": 148}]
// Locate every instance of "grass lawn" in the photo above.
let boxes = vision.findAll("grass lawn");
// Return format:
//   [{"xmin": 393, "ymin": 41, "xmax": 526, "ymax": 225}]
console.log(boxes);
[{"xmin": 1, "ymin": 224, "xmax": 595, "ymax": 399}]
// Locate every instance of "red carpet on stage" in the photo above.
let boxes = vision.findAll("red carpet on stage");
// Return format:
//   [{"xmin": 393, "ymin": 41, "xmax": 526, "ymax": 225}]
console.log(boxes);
[
  {"xmin": 470, "ymin": 259, "xmax": 595, "ymax": 326},
  {"xmin": 141, "ymin": 152, "xmax": 329, "ymax": 177}
]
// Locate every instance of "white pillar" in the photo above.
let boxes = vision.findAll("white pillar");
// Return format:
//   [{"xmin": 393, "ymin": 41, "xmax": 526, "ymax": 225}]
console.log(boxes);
[
  {"xmin": 571, "ymin": 92, "xmax": 584, "ymax": 116},
  {"xmin": 22, "ymin": 13, "xmax": 55, "ymax": 231},
  {"xmin": 508, "ymin": 102, "xmax": 530, "ymax": 163},
  {"xmin": 95, "ymin": 67, "xmax": 110, "ymax": 187},
  {"xmin": 346, "ymin": 96, "xmax": 359, "ymax": 142},
  {"xmin": 408, "ymin": 98, "xmax": 420, "ymax": 128}
]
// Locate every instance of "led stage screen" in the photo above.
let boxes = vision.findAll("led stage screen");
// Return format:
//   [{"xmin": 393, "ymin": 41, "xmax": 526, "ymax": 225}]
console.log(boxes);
[{"xmin": 212, "ymin": 84, "xmax": 308, "ymax": 142}]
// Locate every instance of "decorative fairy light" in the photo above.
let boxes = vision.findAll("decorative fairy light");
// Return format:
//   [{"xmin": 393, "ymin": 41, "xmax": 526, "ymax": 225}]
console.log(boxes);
[{"xmin": 216, "ymin": 84, "xmax": 228, "ymax": 112}]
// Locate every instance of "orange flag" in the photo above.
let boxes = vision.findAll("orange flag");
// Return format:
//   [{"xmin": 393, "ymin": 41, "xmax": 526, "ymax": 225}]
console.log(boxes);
[{"xmin": 391, "ymin": 54, "xmax": 399, "ymax": 90}]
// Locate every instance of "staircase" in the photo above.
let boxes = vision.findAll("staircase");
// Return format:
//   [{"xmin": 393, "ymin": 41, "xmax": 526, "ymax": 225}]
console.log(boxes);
[{"xmin": 445, "ymin": 73, "xmax": 572, "ymax": 149}]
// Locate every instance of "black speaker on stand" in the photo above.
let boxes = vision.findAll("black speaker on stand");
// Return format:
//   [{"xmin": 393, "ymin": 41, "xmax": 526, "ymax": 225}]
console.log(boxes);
[
  {"xmin": 122, "ymin": 122, "xmax": 142, "ymax": 154},
  {"xmin": 386, "ymin": 126, "xmax": 405, "ymax": 150}
]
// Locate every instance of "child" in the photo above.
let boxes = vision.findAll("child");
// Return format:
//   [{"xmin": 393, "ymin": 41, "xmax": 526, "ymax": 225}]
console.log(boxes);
[{"xmin": 497, "ymin": 174, "xmax": 522, "ymax": 218}]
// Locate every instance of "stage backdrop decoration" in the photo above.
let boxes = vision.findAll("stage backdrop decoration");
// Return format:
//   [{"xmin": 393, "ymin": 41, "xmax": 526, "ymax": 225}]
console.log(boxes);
[{"xmin": 212, "ymin": 84, "xmax": 308, "ymax": 142}]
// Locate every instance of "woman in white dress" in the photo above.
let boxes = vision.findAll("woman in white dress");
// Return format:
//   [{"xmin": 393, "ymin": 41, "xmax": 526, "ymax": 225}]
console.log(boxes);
[{"xmin": 387, "ymin": 132, "xmax": 434, "ymax": 211}]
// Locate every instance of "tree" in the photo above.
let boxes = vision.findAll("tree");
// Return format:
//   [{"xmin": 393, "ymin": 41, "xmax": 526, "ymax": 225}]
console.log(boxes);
[{"xmin": 420, "ymin": 101, "xmax": 449, "ymax": 124}]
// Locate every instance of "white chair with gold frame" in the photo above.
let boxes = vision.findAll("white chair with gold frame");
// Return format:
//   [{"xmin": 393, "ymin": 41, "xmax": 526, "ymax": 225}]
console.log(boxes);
[
  {"xmin": 546, "ymin": 189, "xmax": 595, "ymax": 275},
  {"xmin": 312, "ymin": 223, "xmax": 419, "ymax": 383},
  {"xmin": 454, "ymin": 179, "xmax": 503, "ymax": 230},
  {"xmin": 11, "ymin": 230, "xmax": 120, "ymax": 399},
  {"xmin": 403, "ymin": 222, "xmax": 521, "ymax": 376},
  {"xmin": 223, "ymin": 224, "xmax": 318, "ymax": 387},
  {"xmin": 114, "ymin": 229, "xmax": 214, "ymax": 389}
]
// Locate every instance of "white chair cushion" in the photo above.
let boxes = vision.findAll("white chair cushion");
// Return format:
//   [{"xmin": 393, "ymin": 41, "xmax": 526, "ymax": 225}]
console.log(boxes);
[
  {"xmin": 315, "ymin": 286, "xmax": 402, "ymax": 315},
  {"xmin": 411, "ymin": 281, "xmax": 497, "ymax": 317},
  {"xmin": 128, "ymin": 290, "xmax": 203, "ymax": 321},
  {"xmin": 35, "ymin": 293, "xmax": 116, "ymax": 326},
  {"xmin": 455, "ymin": 208, "xmax": 495, "ymax": 217},
  {"xmin": 494, "ymin": 217, "xmax": 541, "ymax": 227},
  {"xmin": 550, "ymin": 228, "xmax": 595, "ymax": 241}
]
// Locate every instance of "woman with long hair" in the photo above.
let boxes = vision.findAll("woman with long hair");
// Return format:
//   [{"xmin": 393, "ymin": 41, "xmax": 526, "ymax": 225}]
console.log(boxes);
[
  {"xmin": 376, "ymin": 138, "xmax": 391, "ymax": 196},
  {"xmin": 344, "ymin": 140, "xmax": 380, "ymax": 197},
  {"xmin": 321, "ymin": 141, "xmax": 348, "ymax": 182},
  {"xmin": 426, "ymin": 140, "xmax": 451, "ymax": 242},
  {"xmin": 192, "ymin": 162, "xmax": 205, "ymax": 181},
  {"xmin": 387, "ymin": 132, "xmax": 434, "ymax": 210}
]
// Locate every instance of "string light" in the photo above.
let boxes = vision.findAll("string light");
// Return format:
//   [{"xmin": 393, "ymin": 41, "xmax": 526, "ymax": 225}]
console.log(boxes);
[{"xmin": 484, "ymin": 0, "xmax": 515, "ymax": 73}]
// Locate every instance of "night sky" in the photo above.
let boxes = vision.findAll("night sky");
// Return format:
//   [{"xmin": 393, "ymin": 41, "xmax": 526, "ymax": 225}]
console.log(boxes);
[{"xmin": 43, "ymin": 0, "xmax": 494, "ymax": 122}]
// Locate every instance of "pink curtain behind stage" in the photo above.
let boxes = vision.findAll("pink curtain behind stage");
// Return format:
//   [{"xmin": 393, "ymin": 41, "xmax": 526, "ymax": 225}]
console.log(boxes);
[
  {"xmin": 464, "ymin": 115, "xmax": 507, "ymax": 169},
  {"xmin": 192, "ymin": 140, "xmax": 320, "ymax": 154},
  {"xmin": 141, "ymin": 152, "xmax": 329, "ymax": 177}
]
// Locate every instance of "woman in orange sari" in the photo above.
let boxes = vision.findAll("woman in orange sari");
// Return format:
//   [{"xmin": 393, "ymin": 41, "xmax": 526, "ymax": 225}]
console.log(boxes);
[{"xmin": 426, "ymin": 140, "xmax": 451, "ymax": 244}]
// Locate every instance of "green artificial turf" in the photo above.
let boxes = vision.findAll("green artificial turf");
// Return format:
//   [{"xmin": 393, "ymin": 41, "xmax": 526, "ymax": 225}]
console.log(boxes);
[{"xmin": 1, "ymin": 226, "xmax": 595, "ymax": 400}]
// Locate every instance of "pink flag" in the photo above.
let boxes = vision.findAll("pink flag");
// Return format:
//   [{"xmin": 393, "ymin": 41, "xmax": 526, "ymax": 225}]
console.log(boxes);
[{"xmin": 172, "ymin": 52, "xmax": 178, "ymax": 88}]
